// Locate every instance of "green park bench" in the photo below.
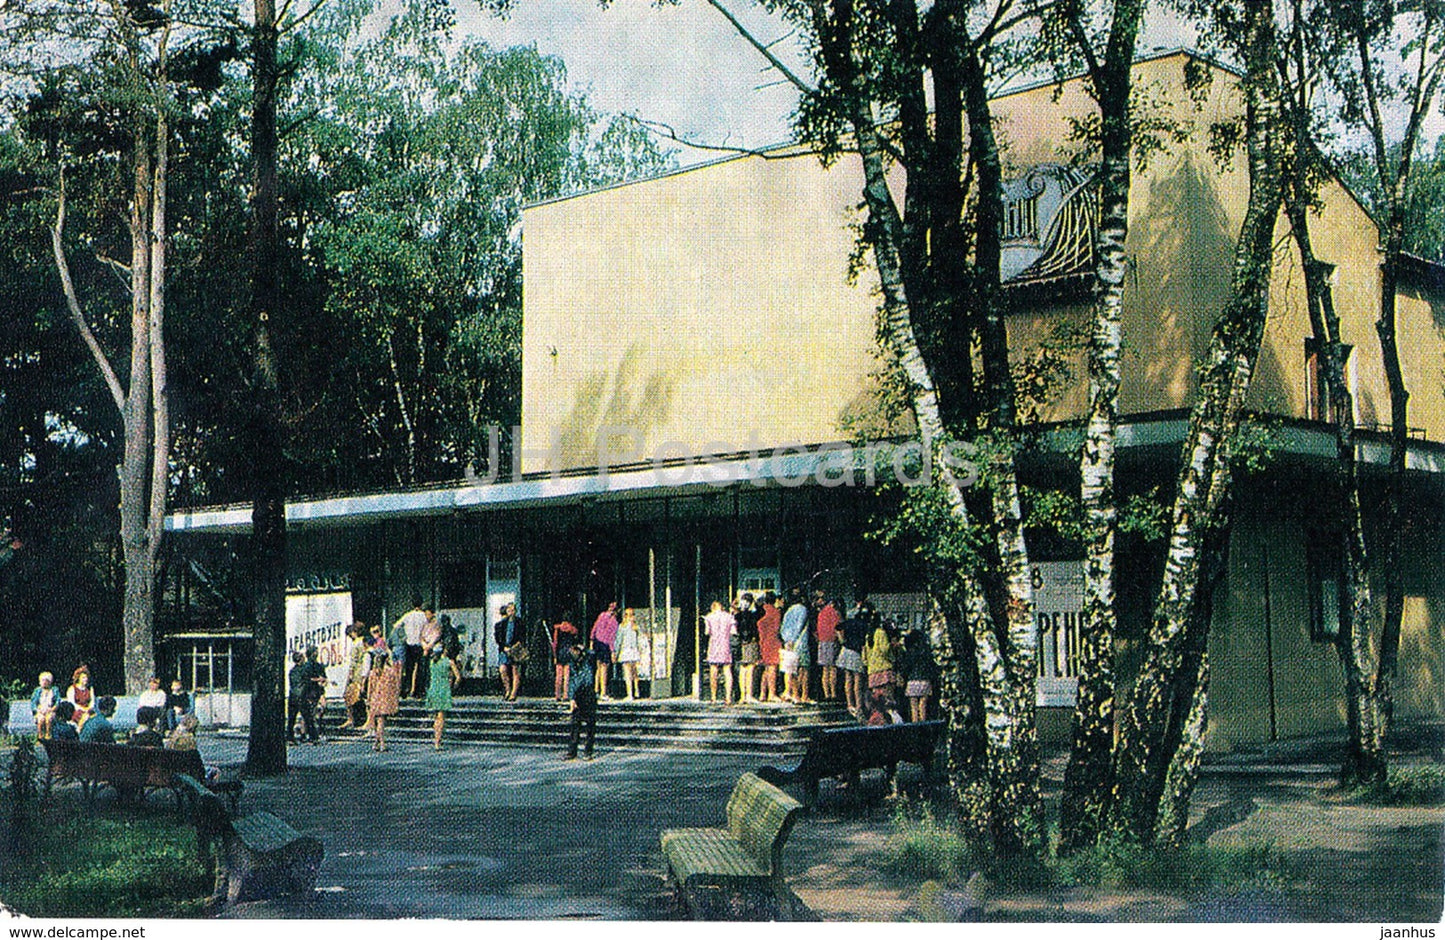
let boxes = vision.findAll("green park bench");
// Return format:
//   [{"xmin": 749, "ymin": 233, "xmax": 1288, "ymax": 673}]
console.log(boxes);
[
  {"xmin": 175, "ymin": 773, "xmax": 323, "ymax": 910},
  {"xmin": 659, "ymin": 772, "xmax": 805, "ymax": 917},
  {"xmin": 756, "ymin": 720, "xmax": 944, "ymax": 806}
]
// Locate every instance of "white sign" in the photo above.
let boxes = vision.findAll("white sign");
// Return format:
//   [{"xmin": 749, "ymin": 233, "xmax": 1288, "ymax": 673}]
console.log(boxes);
[
  {"xmin": 1032, "ymin": 561, "xmax": 1084, "ymax": 706},
  {"xmin": 446, "ymin": 607, "xmax": 492, "ymax": 679},
  {"xmin": 285, "ymin": 591, "xmax": 353, "ymax": 699}
]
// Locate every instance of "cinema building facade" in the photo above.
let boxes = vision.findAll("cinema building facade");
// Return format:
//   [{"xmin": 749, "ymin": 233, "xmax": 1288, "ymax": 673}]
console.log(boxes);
[{"xmin": 166, "ymin": 51, "xmax": 1445, "ymax": 750}]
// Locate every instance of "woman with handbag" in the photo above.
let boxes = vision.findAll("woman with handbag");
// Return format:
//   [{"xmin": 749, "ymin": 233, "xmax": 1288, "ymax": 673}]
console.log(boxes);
[
  {"xmin": 340, "ymin": 622, "xmax": 369, "ymax": 730},
  {"xmin": 494, "ymin": 603, "xmax": 526, "ymax": 701}
]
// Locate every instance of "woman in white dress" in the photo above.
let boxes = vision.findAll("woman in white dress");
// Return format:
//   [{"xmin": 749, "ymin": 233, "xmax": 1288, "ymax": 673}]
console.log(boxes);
[{"xmin": 614, "ymin": 608, "xmax": 643, "ymax": 701}]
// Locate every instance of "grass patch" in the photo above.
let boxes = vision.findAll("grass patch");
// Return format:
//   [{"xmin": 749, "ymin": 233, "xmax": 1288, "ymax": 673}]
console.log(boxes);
[
  {"xmin": 1349, "ymin": 765, "xmax": 1445, "ymax": 806},
  {"xmin": 888, "ymin": 799, "xmax": 1293, "ymax": 896},
  {"xmin": 885, "ymin": 800, "xmax": 982, "ymax": 885},
  {"xmin": 1, "ymin": 771, "xmax": 212, "ymax": 917},
  {"xmin": 1054, "ymin": 834, "xmax": 1293, "ymax": 893}
]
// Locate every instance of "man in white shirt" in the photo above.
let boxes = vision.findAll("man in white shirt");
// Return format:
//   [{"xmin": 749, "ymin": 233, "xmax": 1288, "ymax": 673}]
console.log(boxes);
[{"xmin": 395, "ymin": 596, "xmax": 429, "ymax": 698}]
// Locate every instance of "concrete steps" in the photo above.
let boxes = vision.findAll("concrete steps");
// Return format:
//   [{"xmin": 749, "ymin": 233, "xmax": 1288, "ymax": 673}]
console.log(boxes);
[{"xmin": 336, "ymin": 696, "xmax": 856, "ymax": 756}]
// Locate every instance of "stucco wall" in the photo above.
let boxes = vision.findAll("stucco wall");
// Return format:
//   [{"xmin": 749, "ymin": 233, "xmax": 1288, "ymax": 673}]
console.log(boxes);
[
  {"xmin": 519, "ymin": 51, "xmax": 1444, "ymax": 474},
  {"xmin": 1206, "ymin": 479, "xmax": 1445, "ymax": 751}
]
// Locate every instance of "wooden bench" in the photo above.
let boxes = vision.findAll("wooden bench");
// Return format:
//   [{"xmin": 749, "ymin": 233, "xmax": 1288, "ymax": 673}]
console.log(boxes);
[
  {"xmin": 41, "ymin": 738, "xmax": 242, "ymax": 811},
  {"xmin": 175, "ymin": 774, "xmax": 323, "ymax": 910},
  {"xmin": 660, "ymin": 772, "xmax": 805, "ymax": 916},
  {"xmin": 756, "ymin": 720, "xmax": 944, "ymax": 806}
]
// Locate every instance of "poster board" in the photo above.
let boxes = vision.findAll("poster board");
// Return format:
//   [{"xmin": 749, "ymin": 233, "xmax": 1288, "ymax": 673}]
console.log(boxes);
[
  {"xmin": 1033, "ymin": 561, "xmax": 1084, "ymax": 706},
  {"xmin": 285, "ymin": 591, "xmax": 353, "ymax": 699}
]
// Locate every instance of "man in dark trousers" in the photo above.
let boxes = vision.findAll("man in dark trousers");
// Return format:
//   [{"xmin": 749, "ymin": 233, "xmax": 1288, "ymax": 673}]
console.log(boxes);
[
  {"xmin": 288, "ymin": 647, "xmax": 327, "ymax": 744},
  {"xmin": 564, "ymin": 643, "xmax": 598, "ymax": 761}
]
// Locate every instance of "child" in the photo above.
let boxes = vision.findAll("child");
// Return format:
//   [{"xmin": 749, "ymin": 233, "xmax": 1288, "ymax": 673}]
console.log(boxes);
[
  {"xmin": 166, "ymin": 679, "xmax": 192, "ymax": 731},
  {"xmin": 901, "ymin": 629, "xmax": 938, "ymax": 723},
  {"xmin": 615, "ymin": 608, "xmax": 643, "ymax": 702},
  {"xmin": 31, "ymin": 672, "xmax": 60, "ymax": 739},
  {"xmin": 425, "ymin": 644, "xmax": 461, "ymax": 751},
  {"xmin": 165, "ymin": 713, "xmax": 199, "ymax": 751}
]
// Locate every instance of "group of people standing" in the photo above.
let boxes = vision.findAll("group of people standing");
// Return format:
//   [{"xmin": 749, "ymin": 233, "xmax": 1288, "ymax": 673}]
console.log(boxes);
[
  {"xmin": 327, "ymin": 598, "xmax": 462, "ymax": 752},
  {"xmin": 701, "ymin": 590, "xmax": 938, "ymax": 722}
]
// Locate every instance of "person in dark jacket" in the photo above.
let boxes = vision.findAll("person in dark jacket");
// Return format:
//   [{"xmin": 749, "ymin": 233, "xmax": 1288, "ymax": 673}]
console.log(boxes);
[
  {"xmin": 494, "ymin": 603, "xmax": 525, "ymax": 701},
  {"xmin": 564, "ymin": 644, "xmax": 598, "ymax": 761},
  {"xmin": 837, "ymin": 601, "xmax": 873, "ymax": 716},
  {"xmin": 52, "ymin": 700, "xmax": 80, "ymax": 740},
  {"xmin": 78, "ymin": 696, "xmax": 117, "ymax": 743},
  {"xmin": 129, "ymin": 706, "xmax": 165, "ymax": 747}
]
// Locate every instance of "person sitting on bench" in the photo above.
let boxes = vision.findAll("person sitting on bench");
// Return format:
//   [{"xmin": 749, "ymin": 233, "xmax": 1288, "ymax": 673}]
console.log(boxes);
[
  {"xmin": 52, "ymin": 700, "xmax": 80, "ymax": 741},
  {"xmin": 78, "ymin": 696, "xmax": 117, "ymax": 744},
  {"xmin": 129, "ymin": 706, "xmax": 165, "ymax": 747}
]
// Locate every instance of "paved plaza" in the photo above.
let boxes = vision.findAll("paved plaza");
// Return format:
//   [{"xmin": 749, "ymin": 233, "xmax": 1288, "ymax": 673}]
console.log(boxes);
[{"xmin": 203, "ymin": 734, "xmax": 808, "ymax": 919}]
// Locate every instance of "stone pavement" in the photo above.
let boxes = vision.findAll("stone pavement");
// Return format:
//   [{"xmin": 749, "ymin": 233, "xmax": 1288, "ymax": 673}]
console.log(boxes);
[{"xmin": 204, "ymin": 733, "xmax": 780, "ymax": 919}]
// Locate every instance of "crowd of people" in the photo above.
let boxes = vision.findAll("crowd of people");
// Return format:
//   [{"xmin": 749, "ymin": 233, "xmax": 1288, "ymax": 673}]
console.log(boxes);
[
  {"xmin": 693, "ymin": 589, "xmax": 938, "ymax": 723},
  {"xmin": 28, "ymin": 664, "xmax": 200, "ymax": 750},
  {"xmin": 542, "ymin": 588, "xmax": 938, "ymax": 725},
  {"xmin": 315, "ymin": 598, "xmax": 463, "ymax": 752}
]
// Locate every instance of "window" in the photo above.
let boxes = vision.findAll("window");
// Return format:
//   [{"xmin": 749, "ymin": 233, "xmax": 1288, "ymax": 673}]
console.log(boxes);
[
  {"xmin": 1307, "ymin": 536, "xmax": 1346, "ymax": 643},
  {"xmin": 1305, "ymin": 339, "xmax": 1353, "ymax": 423},
  {"xmin": 1003, "ymin": 192, "xmax": 1040, "ymax": 242}
]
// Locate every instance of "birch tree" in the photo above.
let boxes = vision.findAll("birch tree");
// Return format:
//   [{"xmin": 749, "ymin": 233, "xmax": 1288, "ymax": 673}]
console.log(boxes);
[
  {"xmin": 1110, "ymin": 0, "xmax": 1289, "ymax": 844},
  {"xmin": 1047, "ymin": 0, "xmax": 1147, "ymax": 854},
  {"xmin": 1319, "ymin": 0, "xmax": 1444, "ymax": 757},
  {"xmin": 1272, "ymin": 0, "xmax": 1387, "ymax": 786}
]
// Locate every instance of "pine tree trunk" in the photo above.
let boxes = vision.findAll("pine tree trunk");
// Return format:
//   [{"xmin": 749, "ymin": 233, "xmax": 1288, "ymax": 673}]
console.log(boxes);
[
  {"xmin": 120, "ymin": 95, "xmax": 158, "ymax": 695},
  {"xmin": 1110, "ymin": 0, "xmax": 1285, "ymax": 844},
  {"xmin": 1060, "ymin": 0, "xmax": 1143, "ymax": 853},
  {"xmin": 245, "ymin": 0, "xmax": 288, "ymax": 777}
]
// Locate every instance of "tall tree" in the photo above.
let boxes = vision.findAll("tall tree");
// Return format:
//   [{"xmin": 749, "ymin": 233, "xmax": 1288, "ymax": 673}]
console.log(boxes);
[
  {"xmin": 3, "ymin": 0, "xmax": 183, "ymax": 693},
  {"xmin": 1049, "ymin": 0, "xmax": 1147, "ymax": 854},
  {"xmin": 244, "ymin": 0, "xmax": 287, "ymax": 776},
  {"xmin": 1274, "ymin": 0, "xmax": 1386, "ymax": 786},
  {"xmin": 1110, "ymin": 0, "xmax": 1289, "ymax": 844},
  {"xmin": 1320, "ymin": 0, "xmax": 1444, "ymax": 752}
]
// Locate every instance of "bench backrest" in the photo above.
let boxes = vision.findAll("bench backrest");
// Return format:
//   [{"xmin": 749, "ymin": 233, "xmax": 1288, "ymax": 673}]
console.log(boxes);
[
  {"xmin": 724, "ymin": 772, "xmax": 804, "ymax": 877},
  {"xmin": 43, "ymin": 738, "xmax": 205, "ymax": 789},
  {"xmin": 800, "ymin": 721, "xmax": 943, "ymax": 777},
  {"xmin": 174, "ymin": 773, "xmax": 230, "ymax": 833}
]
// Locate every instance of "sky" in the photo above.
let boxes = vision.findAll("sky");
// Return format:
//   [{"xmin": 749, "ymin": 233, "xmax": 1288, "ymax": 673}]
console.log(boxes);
[
  {"xmin": 388, "ymin": 0, "xmax": 1436, "ymax": 168},
  {"xmin": 437, "ymin": 0, "xmax": 1207, "ymax": 163}
]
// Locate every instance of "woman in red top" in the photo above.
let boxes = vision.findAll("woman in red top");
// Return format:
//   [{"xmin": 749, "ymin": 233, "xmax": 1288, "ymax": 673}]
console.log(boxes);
[
  {"xmin": 755, "ymin": 592, "xmax": 782, "ymax": 703},
  {"xmin": 66, "ymin": 665, "xmax": 96, "ymax": 727},
  {"xmin": 814, "ymin": 595, "xmax": 842, "ymax": 702}
]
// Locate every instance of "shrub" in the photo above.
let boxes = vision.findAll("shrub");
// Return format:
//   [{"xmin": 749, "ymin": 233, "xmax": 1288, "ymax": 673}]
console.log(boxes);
[
  {"xmin": 1350, "ymin": 765, "xmax": 1445, "ymax": 806},
  {"xmin": 1054, "ymin": 834, "xmax": 1293, "ymax": 893},
  {"xmin": 886, "ymin": 800, "xmax": 982, "ymax": 885}
]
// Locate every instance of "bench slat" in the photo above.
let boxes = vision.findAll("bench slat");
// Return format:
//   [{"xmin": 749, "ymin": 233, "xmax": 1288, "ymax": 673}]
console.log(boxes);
[{"xmin": 232, "ymin": 812, "xmax": 304, "ymax": 856}]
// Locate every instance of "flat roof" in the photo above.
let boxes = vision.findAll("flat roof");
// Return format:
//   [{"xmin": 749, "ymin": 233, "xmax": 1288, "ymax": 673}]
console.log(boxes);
[{"xmin": 166, "ymin": 419, "xmax": 1444, "ymax": 536}]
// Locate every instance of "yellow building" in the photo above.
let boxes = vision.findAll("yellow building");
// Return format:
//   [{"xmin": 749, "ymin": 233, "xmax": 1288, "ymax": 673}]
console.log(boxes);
[{"xmin": 169, "ymin": 50, "xmax": 1444, "ymax": 749}]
